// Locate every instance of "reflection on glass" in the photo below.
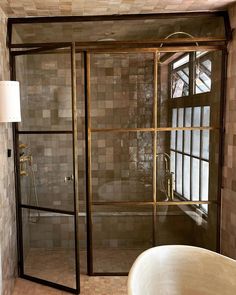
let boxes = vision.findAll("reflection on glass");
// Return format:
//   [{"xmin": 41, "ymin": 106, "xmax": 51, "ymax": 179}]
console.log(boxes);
[{"xmin": 22, "ymin": 209, "xmax": 76, "ymax": 288}]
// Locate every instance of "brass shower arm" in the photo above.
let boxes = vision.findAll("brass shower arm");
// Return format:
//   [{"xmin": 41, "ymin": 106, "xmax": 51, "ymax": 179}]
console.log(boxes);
[
  {"xmin": 158, "ymin": 31, "xmax": 199, "ymax": 65},
  {"xmin": 159, "ymin": 31, "xmax": 199, "ymax": 48}
]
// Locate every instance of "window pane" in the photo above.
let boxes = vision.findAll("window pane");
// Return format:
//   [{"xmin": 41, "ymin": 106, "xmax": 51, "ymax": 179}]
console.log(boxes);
[
  {"xmin": 193, "ymin": 107, "xmax": 201, "ymax": 127},
  {"xmin": 202, "ymin": 106, "xmax": 210, "ymax": 127},
  {"xmin": 177, "ymin": 131, "xmax": 183, "ymax": 151},
  {"xmin": 184, "ymin": 130, "xmax": 191, "ymax": 154},
  {"xmin": 170, "ymin": 151, "xmax": 176, "ymax": 191},
  {"xmin": 183, "ymin": 156, "xmax": 190, "ymax": 199},
  {"xmin": 176, "ymin": 153, "xmax": 183, "ymax": 195},
  {"xmin": 173, "ymin": 54, "xmax": 190, "ymax": 69},
  {"xmin": 202, "ymin": 130, "xmax": 209, "ymax": 160},
  {"xmin": 178, "ymin": 108, "xmax": 184, "ymax": 127},
  {"xmin": 185, "ymin": 107, "xmax": 192, "ymax": 127},
  {"xmin": 192, "ymin": 130, "xmax": 200, "ymax": 157},
  {"xmin": 172, "ymin": 108, "xmax": 177, "ymax": 127},
  {"xmin": 192, "ymin": 158, "xmax": 200, "ymax": 201},
  {"xmin": 195, "ymin": 56, "xmax": 212, "ymax": 94},
  {"xmin": 201, "ymin": 161, "xmax": 209, "ymax": 201},
  {"xmin": 171, "ymin": 131, "xmax": 176, "ymax": 149},
  {"xmin": 172, "ymin": 67, "xmax": 189, "ymax": 98}
]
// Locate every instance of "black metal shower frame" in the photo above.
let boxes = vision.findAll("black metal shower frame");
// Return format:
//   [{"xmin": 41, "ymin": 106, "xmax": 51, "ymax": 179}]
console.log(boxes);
[{"xmin": 8, "ymin": 11, "xmax": 230, "ymax": 294}]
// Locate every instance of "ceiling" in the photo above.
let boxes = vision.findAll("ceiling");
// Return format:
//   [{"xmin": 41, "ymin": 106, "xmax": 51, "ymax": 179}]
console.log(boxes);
[{"xmin": 0, "ymin": 0, "xmax": 235, "ymax": 17}]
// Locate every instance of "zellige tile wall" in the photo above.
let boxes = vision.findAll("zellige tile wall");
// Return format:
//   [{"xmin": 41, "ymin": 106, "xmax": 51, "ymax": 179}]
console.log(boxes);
[{"xmin": 0, "ymin": 7, "xmax": 17, "ymax": 295}]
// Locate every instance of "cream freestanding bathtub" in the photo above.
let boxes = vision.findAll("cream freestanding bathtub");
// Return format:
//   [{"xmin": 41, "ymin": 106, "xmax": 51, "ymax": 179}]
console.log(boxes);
[{"xmin": 128, "ymin": 245, "xmax": 236, "ymax": 295}]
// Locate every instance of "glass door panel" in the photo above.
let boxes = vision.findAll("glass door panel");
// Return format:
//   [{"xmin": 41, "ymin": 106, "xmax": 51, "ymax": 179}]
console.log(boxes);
[
  {"xmin": 19, "ymin": 133, "xmax": 74, "ymax": 212},
  {"xmin": 88, "ymin": 52, "xmax": 155, "ymax": 274},
  {"xmin": 92, "ymin": 205, "xmax": 153, "ymax": 273},
  {"xmin": 91, "ymin": 131, "xmax": 153, "ymax": 203},
  {"xmin": 15, "ymin": 48, "xmax": 80, "ymax": 294},
  {"xmin": 16, "ymin": 53, "xmax": 72, "ymax": 132},
  {"xmin": 22, "ymin": 209, "xmax": 76, "ymax": 288}
]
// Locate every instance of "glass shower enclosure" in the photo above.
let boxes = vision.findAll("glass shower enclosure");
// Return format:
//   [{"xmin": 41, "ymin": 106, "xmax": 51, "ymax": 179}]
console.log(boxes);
[{"xmin": 9, "ymin": 12, "xmax": 229, "ymax": 294}]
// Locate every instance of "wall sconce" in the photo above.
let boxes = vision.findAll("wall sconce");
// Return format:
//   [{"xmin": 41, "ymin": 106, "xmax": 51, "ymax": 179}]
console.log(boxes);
[{"xmin": 0, "ymin": 81, "xmax": 21, "ymax": 122}]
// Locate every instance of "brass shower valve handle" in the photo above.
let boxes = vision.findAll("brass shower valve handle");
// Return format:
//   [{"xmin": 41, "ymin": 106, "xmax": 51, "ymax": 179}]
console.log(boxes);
[{"xmin": 64, "ymin": 175, "xmax": 74, "ymax": 183}]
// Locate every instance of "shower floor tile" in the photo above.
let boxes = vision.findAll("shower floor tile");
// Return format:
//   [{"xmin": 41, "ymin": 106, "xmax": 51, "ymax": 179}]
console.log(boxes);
[
  {"xmin": 12, "ymin": 275, "xmax": 127, "ymax": 295},
  {"xmin": 15, "ymin": 248, "xmax": 131, "ymax": 294}
]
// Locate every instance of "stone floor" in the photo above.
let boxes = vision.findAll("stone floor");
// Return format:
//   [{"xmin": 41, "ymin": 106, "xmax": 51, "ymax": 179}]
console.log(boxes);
[
  {"xmin": 22, "ymin": 248, "xmax": 142, "ymax": 289},
  {"xmin": 13, "ymin": 248, "xmax": 131, "ymax": 294},
  {"xmin": 12, "ymin": 275, "xmax": 127, "ymax": 295}
]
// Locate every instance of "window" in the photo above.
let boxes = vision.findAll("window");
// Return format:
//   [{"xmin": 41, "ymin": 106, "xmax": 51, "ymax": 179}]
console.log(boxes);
[
  {"xmin": 171, "ymin": 54, "xmax": 190, "ymax": 98},
  {"xmin": 195, "ymin": 52, "xmax": 212, "ymax": 94},
  {"xmin": 170, "ymin": 52, "xmax": 212, "ymax": 213},
  {"xmin": 171, "ymin": 52, "xmax": 212, "ymax": 99}
]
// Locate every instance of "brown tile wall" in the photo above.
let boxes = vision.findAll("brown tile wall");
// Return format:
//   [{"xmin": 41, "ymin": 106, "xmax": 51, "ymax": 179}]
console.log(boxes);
[
  {"xmin": 221, "ymin": 4, "xmax": 236, "ymax": 258},
  {"xmin": 0, "ymin": 7, "xmax": 17, "ymax": 295}
]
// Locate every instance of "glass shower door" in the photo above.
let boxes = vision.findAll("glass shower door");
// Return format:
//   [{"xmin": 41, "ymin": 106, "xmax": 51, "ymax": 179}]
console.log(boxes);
[{"xmin": 14, "ymin": 46, "xmax": 80, "ymax": 294}]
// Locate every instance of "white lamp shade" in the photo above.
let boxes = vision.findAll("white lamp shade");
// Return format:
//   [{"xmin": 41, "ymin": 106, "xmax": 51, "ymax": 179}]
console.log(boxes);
[{"xmin": 0, "ymin": 81, "xmax": 21, "ymax": 122}]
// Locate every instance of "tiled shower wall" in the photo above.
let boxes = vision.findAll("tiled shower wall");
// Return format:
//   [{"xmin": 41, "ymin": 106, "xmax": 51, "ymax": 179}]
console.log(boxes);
[
  {"xmin": 17, "ymin": 53, "xmax": 155, "ymax": 251},
  {"xmin": 221, "ymin": 3, "xmax": 236, "ymax": 258},
  {"xmin": 0, "ymin": 7, "xmax": 17, "ymax": 295},
  {"xmin": 18, "ymin": 51, "xmax": 217, "ymax": 257}
]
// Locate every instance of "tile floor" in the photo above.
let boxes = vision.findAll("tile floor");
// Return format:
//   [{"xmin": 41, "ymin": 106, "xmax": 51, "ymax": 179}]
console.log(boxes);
[
  {"xmin": 12, "ymin": 275, "xmax": 127, "ymax": 295},
  {"xmin": 13, "ymin": 248, "xmax": 129, "ymax": 294}
]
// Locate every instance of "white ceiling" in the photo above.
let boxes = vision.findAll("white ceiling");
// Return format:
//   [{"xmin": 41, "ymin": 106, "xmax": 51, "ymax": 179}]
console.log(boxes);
[{"xmin": 0, "ymin": 0, "xmax": 235, "ymax": 17}]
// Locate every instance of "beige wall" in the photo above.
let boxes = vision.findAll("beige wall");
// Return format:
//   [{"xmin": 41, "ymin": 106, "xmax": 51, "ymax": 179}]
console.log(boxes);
[{"xmin": 0, "ymin": 7, "xmax": 17, "ymax": 295}]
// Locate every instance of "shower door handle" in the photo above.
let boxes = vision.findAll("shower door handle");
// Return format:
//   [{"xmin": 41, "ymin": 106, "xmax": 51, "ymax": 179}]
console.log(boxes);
[{"xmin": 64, "ymin": 174, "xmax": 74, "ymax": 183}]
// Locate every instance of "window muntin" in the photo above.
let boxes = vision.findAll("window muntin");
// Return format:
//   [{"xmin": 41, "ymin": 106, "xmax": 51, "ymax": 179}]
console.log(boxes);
[
  {"xmin": 170, "ymin": 106, "xmax": 210, "ymax": 212},
  {"xmin": 169, "ymin": 51, "xmax": 213, "ymax": 213}
]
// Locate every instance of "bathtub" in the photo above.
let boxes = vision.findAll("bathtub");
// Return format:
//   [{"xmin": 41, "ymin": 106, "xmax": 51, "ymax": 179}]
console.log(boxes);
[{"xmin": 128, "ymin": 245, "xmax": 236, "ymax": 295}]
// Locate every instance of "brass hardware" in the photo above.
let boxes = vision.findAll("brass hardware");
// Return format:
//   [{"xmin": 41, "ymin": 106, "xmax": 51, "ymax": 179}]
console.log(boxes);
[
  {"xmin": 90, "ymin": 126, "xmax": 217, "ymax": 132},
  {"xmin": 64, "ymin": 175, "xmax": 74, "ymax": 183},
  {"xmin": 19, "ymin": 143, "xmax": 28, "ymax": 149},
  {"xmin": 19, "ymin": 144, "xmax": 32, "ymax": 176},
  {"xmin": 156, "ymin": 153, "xmax": 175, "ymax": 201}
]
